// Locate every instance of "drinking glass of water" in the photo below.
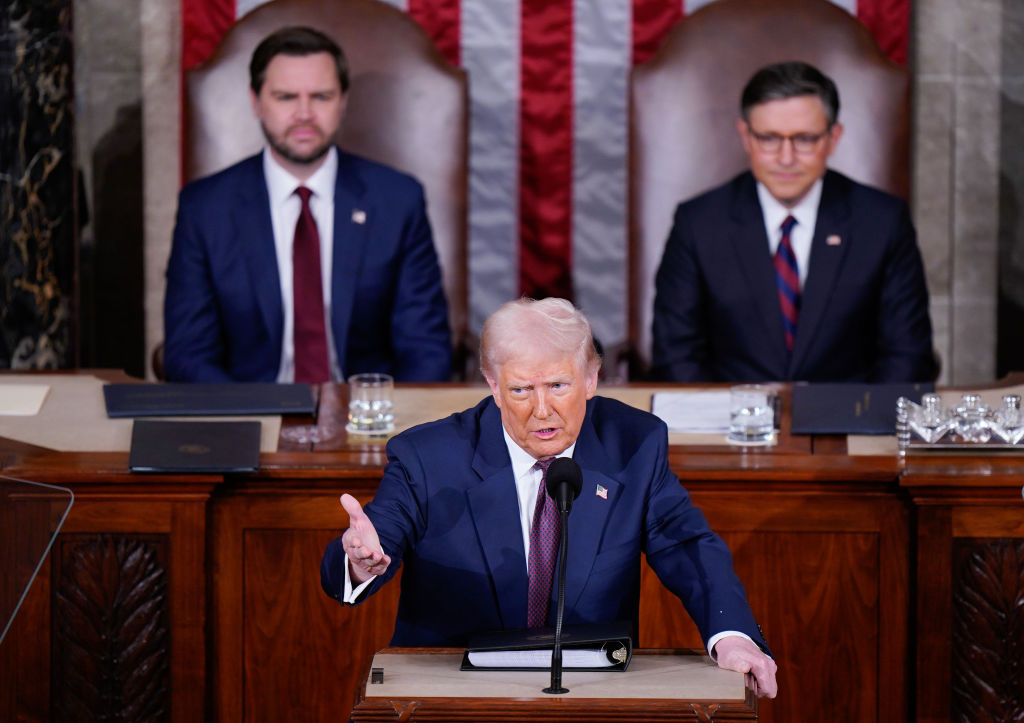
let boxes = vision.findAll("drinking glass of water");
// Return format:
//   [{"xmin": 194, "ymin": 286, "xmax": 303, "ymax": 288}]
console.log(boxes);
[
  {"xmin": 727, "ymin": 384, "xmax": 774, "ymax": 445},
  {"xmin": 346, "ymin": 373, "xmax": 395, "ymax": 437}
]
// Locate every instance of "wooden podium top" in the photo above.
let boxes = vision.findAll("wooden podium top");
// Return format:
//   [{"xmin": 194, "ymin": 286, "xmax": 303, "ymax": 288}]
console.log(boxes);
[{"xmin": 351, "ymin": 648, "xmax": 756, "ymax": 722}]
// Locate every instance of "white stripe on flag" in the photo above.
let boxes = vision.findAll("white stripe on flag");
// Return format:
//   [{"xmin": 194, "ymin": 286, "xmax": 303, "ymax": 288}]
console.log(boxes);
[
  {"xmin": 828, "ymin": 0, "xmax": 858, "ymax": 14},
  {"xmin": 572, "ymin": 0, "xmax": 630, "ymax": 349},
  {"xmin": 236, "ymin": 0, "xmax": 267, "ymax": 19},
  {"xmin": 462, "ymin": 0, "xmax": 521, "ymax": 332}
]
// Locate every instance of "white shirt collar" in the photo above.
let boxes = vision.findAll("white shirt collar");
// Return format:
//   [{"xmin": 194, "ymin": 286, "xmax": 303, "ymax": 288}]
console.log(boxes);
[
  {"xmin": 502, "ymin": 426, "xmax": 577, "ymax": 481},
  {"xmin": 262, "ymin": 146, "xmax": 338, "ymax": 206},
  {"xmin": 755, "ymin": 175, "xmax": 823, "ymax": 237}
]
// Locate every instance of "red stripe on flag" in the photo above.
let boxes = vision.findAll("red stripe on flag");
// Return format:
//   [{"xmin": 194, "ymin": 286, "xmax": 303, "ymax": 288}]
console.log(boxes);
[
  {"xmin": 519, "ymin": 0, "xmax": 574, "ymax": 300},
  {"xmin": 408, "ymin": 0, "xmax": 461, "ymax": 66},
  {"xmin": 631, "ymin": 0, "xmax": 682, "ymax": 66},
  {"xmin": 856, "ymin": 0, "xmax": 909, "ymax": 65},
  {"xmin": 181, "ymin": 0, "xmax": 236, "ymax": 70}
]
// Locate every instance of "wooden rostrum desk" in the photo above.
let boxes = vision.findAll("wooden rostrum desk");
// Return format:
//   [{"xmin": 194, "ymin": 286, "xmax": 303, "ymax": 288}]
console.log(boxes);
[{"xmin": 1, "ymin": 372, "xmax": 1022, "ymax": 722}]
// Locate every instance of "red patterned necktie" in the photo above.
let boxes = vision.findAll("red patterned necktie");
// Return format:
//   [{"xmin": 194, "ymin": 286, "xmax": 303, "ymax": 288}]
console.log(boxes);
[
  {"xmin": 774, "ymin": 215, "xmax": 800, "ymax": 352},
  {"xmin": 292, "ymin": 186, "xmax": 330, "ymax": 383},
  {"xmin": 527, "ymin": 457, "xmax": 559, "ymax": 628}
]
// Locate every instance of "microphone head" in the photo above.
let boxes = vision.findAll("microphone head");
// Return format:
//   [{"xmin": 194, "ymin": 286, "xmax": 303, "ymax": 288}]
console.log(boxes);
[{"xmin": 545, "ymin": 457, "xmax": 583, "ymax": 503}]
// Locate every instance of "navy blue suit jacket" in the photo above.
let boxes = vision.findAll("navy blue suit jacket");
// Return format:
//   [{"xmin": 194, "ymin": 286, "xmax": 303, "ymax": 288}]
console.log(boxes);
[
  {"xmin": 321, "ymin": 395, "xmax": 767, "ymax": 652},
  {"xmin": 651, "ymin": 170, "xmax": 934, "ymax": 383},
  {"xmin": 164, "ymin": 149, "xmax": 451, "ymax": 382}
]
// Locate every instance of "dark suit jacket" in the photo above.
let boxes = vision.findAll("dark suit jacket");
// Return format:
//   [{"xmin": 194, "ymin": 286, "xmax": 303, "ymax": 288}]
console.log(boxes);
[
  {"xmin": 321, "ymin": 396, "xmax": 767, "ymax": 652},
  {"xmin": 651, "ymin": 170, "xmax": 934, "ymax": 383},
  {"xmin": 164, "ymin": 149, "xmax": 451, "ymax": 382}
]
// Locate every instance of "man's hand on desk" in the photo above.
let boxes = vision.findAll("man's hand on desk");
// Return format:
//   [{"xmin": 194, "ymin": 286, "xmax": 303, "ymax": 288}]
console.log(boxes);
[
  {"xmin": 340, "ymin": 494, "xmax": 391, "ymax": 584},
  {"xmin": 713, "ymin": 636, "xmax": 778, "ymax": 699}
]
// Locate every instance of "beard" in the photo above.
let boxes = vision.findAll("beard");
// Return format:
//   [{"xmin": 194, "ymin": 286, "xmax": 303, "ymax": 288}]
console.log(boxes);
[{"xmin": 260, "ymin": 121, "xmax": 333, "ymax": 167}]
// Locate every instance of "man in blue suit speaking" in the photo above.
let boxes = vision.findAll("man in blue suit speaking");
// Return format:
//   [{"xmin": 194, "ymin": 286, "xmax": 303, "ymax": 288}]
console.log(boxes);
[
  {"xmin": 321, "ymin": 297, "xmax": 778, "ymax": 698},
  {"xmin": 164, "ymin": 26, "xmax": 451, "ymax": 383},
  {"xmin": 651, "ymin": 61, "xmax": 934, "ymax": 384}
]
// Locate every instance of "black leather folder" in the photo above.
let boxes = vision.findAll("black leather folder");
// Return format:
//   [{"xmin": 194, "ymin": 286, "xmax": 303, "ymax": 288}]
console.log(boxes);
[
  {"xmin": 461, "ymin": 621, "xmax": 633, "ymax": 672},
  {"xmin": 104, "ymin": 383, "xmax": 314, "ymax": 418},
  {"xmin": 129, "ymin": 420, "xmax": 261, "ymax": 473},
  {"xmin": 790, "ymin": 382, "xmax": 934, "ymax": 435}
]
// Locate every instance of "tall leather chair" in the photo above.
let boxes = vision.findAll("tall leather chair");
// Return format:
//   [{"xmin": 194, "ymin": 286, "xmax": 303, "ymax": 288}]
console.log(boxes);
[
  {"xmin": 628, "ymin": 0, "xmax": 909, "ymax": 376},
  {"xmin": 184, "ymin": 0, "xmax": 469, "ymax": 377}
]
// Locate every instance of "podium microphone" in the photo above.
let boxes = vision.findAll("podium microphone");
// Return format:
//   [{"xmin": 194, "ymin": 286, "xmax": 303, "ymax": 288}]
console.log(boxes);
[{"xmin": 543, "ymin": 457, "xmax": 583, "ymax": 695}]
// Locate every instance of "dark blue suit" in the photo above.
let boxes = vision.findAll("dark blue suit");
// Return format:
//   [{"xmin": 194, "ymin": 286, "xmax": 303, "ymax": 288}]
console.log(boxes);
[
  {"xmin": 164, "ymin": 149, "xmax": 451, "ymax": 382},
  {"xmin": 321, "ymin": 396, "xmax": 767, "ymax": 652},
  {"xmin": 651, "ymin": 170, "xmax": 934, "ymax": 383}
]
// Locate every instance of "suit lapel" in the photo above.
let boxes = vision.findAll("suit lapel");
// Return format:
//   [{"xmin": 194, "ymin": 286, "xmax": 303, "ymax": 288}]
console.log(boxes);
[
  {"xmin": 727, "ymin": 175, "xmax": 790, "ymax": 372},
  {"xmin": 329, "ymin": 150, "xmax": 371, "ymax": 371},
  {"xmin": 789, "ymin": 172, "xmax": 851, "ymax": 377},
  {"xmin": 466, "ymin": 402, "xmax": 528, "ymax": 629},
  {"xmin": 238, "ymin": 160, "xmax": 283, "ymax": 346},
  {"xmin": 563, "ymin": 413, "xmax": 621, "ymax": 614}
]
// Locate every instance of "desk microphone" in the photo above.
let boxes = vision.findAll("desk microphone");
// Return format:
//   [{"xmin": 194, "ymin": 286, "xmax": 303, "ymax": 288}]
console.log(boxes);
[{"xmin": 543, "ymin": 457, "xmax": 582, "ymax": 695}]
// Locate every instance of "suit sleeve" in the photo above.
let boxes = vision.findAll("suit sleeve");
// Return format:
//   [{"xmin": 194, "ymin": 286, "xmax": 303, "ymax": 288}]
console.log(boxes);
[
  {"xmin": 320, "ymin": 436, "xmax": 425, "ymax": 605},
  {"xmin": 870, "ymin": 202, "xmax": 935, "ymax": 382},
  {"xmin": 650, "ymin": 204, "xmax": 713, "ymax": 381},
  {"xmin": 387, "ymin": 189, "xmax": 453, "ymax": 382},
  {"xmin": 642, "ymin": 425, "xmax": 770, "ymax": 655},
  {"xmin": 163, "ymin": 188, "xmax": 235, "ymax": 382}
]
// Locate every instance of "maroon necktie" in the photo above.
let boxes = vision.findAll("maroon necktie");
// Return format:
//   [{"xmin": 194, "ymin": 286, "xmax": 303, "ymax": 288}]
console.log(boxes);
[
  {"xmin": 774, "ymin": 215, "xmax": 800, "ymax": 352},
  {"xmin": 527, "ymin": 457, "xmax": 559, "ymax": 628},
  {"xmin": 292, "ymin": 186, "xmax": 330, "ymax": 383}
]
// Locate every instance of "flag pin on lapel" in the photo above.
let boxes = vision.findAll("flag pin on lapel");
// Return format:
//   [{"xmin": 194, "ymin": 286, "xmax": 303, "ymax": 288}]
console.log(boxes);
[
  {"xmin": 826, "ymin": 234, "xmax": 841, "ymax": 246},
  {"xmin": 352, "ymin": 209, "xmax": 366, "ymax": 224},
  {"xmin": 596, "ymin": 484, "xmax": 608, "ymax": 500}
]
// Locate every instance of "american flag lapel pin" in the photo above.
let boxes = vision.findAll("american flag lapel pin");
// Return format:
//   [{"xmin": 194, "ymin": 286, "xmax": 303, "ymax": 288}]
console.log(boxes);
[
  {"xmin": 595, "ymin": 484, "xmax": 608, "ymax": 500},
  {"xmin": 351, "ymin": 209, "xmax": 366, "ymax": 224},
  {"xmin": 826, "ymin": 234, "xmax": 841, "ymax": 246}
]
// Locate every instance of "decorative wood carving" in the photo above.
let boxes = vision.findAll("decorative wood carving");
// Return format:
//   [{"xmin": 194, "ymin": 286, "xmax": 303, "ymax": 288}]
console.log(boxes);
[
  {"xmin": 388, "ymin": 699, "xmax": 420, "ymax": 722},
  {"xmin": 691, "ymin": 702, "xmax": 722, "ymax": 721},
  {"xmin": 52, "ymin": 535, "xmax": 170, "ymax": 721},
  {"xmin": 952, "ymin": 539, "xmax": 1024, "ymax": 721}
]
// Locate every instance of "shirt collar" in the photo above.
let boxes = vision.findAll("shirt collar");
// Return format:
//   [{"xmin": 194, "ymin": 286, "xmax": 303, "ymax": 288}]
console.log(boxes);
[
  {"xmin": 262, "ymin": 145, "xmax": 338, "ymax": 206},
  {"xmin": 755, "ymin": 176, "xmax": 823, "ymax": 236},
  {"xmin": 501, "ymin": 426, "xmax": 577, "ymax": 481}
]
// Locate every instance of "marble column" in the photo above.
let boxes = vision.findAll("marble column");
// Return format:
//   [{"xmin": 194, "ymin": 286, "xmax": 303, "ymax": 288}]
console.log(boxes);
[{"xmin": 0, "ymin": 0, "xmax": 77, "ymax": 368}]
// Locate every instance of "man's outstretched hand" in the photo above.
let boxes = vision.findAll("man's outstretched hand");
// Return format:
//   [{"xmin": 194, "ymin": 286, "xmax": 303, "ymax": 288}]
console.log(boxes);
[
  {"xmin": 713, "ymin": 635, "xmax": 778, "ymax": 699},
  {"xmin": 340, "ymin": 494, "xmax": 391, "ymax": 584}
]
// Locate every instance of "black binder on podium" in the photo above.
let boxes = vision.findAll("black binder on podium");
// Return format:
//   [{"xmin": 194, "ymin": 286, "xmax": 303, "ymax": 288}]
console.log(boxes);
[{"xmin": 461, "ymin": 621, "xmax": 633, "ymax": 672}]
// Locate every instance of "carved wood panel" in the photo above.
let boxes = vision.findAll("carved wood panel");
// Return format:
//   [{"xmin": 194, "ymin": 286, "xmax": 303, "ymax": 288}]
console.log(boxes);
[
  {"xmin": 952, "ymin": 539, "xmax": 1024, "ymax": 722},
  {"xmin": 52, "ymin": 534, "xmax": 170, "ymax": 721}
]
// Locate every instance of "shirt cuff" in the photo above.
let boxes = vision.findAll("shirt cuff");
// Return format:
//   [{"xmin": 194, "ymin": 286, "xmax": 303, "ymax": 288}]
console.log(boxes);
[
  {"xmin": 707, "ymin": 631, "xmax": 754, "ymax": 659},
  {"xmin": 343, "ymin": 554, "xmax": 378, "ymax": 603}
]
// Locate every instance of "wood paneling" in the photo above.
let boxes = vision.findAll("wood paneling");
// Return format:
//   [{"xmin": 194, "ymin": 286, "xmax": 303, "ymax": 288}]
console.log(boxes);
[{"xmin": 4, "ymin": 379, "xmax": 1024, "ymax": 721}]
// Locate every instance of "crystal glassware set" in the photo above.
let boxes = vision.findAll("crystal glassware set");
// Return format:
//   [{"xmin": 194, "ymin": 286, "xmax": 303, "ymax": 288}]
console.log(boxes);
[{"xmin": 896, "ymin": 392, "xmax": 1024, "ymax": 450}]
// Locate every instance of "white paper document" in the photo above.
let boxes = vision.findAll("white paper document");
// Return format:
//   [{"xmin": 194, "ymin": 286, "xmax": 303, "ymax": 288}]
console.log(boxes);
[
  {"xmin": 467, "ymin": 648, "xmax": 616, "ymax": 669},
  {"xmin": 651, "ymin": 391, "xmax": 731, "ymax": 433},
  {"xmin": 0, "ymin": 384, "xmax": 50, "ymax": 416}
]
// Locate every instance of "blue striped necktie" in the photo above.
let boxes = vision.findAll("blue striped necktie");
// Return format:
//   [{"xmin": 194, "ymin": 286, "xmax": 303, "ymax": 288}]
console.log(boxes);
[{"xmin": 774, "ymin": 215, "xmax": 800, "ymax": 351}]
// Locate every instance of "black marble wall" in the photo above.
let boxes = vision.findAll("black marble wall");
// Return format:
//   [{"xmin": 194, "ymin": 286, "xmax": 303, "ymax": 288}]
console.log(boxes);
[{"xmin": 0, "ymin": 0, "xmax": 76, "ymax": 368}]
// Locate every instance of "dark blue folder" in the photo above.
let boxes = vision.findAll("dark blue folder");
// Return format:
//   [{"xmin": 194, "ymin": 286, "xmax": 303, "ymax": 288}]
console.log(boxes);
[
  {"xmin": 790, "ymin": 382, "xmax": 934, "ymax": 435},
  {"xmin": 104, "ymin": 383, "xmax": 314, "ymax": 418}
]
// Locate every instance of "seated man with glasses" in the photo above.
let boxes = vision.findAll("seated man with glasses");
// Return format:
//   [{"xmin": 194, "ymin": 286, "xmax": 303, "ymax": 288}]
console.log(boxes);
[{"xmin": 651, "ymin": 61, "xmax": 934, "ymax": 383}]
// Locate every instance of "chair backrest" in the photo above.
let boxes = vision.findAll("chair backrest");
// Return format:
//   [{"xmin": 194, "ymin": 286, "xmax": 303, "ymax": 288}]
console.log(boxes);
[
  {"xmin": 629, "ymin": 0, "xmax": 909, "ymax": 375},
  {"xmin": 186, "ymin": 0, "xmax": 469, "ymax": 374}
]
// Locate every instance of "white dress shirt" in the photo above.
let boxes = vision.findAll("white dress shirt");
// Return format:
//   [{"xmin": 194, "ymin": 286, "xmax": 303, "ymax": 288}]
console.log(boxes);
[
  {"xmin": 262, "ymin": 147, "xmax": 344, "ymax": 382},
  {"xmin": 756, "ymin": 177, "xmax": 823, "ymax": 289}
]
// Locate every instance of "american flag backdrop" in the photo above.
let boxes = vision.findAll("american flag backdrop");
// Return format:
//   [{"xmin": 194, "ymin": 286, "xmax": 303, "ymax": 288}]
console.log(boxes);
[{"xmin": 181, "ymin": 0, "xmax": 909, "ymax": 348}]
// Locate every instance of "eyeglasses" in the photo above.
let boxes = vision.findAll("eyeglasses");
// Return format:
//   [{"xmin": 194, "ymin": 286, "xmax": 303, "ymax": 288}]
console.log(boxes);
[{"xmin": 747, "ymin": 128, "xmax": 831, "ymax": 155}]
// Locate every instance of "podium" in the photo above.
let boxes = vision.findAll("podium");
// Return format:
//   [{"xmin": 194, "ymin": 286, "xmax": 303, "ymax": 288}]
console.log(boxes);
[{"xmin": 351, "ymin": 648, "xmax": 757, "ymax": 722}]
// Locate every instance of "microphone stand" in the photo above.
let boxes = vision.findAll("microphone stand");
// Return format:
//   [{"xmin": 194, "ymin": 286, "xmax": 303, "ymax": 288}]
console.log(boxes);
[{"xmin": 543, "ymin": 506, "xmax": 570, "ymax": 695}]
